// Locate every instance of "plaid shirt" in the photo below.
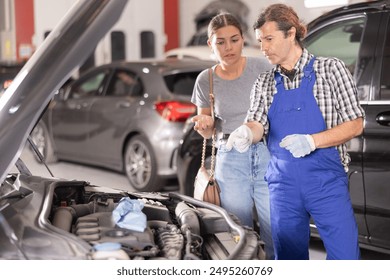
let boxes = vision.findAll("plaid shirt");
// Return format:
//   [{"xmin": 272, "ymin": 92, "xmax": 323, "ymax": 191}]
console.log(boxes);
[{"xmin": 246, "ymin": 49, "xmax": 365, "ymax": 168}]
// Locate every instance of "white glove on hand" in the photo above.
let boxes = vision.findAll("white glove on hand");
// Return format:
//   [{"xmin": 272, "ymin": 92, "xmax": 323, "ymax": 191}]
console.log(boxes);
[
  {"xmin": 279, "ymin": 134, "xmax": 316, "ymax": 158},
  {"xmin": 226, "ymin": 125, "xmax": 253, "ymax": 153}
]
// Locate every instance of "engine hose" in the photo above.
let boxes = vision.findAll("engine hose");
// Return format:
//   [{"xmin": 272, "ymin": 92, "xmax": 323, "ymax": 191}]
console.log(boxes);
[
  {"xmin": 52, "ymin": 200, "xmax": 115, "ymax": 232},
  {"xmin": 169, "ymin": 192, "xmax": 247, "ymax": 260},
  {"xmin": 174, "ymin": 201, "xmax": 200, "ymax": 236},
  {"xmin": 52, "ymin": 207, "xmax": 75, "ymax": 232},
  {"xmin": 183, "ymin": 225, "xmax": 200, "ymax": 260}
]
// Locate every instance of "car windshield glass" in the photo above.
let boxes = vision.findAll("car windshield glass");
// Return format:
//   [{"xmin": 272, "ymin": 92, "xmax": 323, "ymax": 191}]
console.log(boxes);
[{"xmin": 164, "ymin": 72, "xmax": 200, "ymax": 96}]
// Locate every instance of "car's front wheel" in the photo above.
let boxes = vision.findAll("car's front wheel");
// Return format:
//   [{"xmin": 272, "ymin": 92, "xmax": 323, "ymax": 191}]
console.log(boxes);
[{"xmin": 123, "ymin": 135, "xmax": 162, "ymax": 192}]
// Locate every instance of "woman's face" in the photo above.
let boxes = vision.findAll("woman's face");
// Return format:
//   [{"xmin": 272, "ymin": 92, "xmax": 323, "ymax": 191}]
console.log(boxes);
[{"xmin": 208, "ymin": 25, "xmax": 244, "ymax": 65}]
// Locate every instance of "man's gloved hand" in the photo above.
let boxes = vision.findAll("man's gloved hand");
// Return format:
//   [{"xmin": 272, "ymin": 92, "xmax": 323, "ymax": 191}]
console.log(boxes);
[
  {"xmin": 279, "ymin": 134, "xmax": 316, "ymax": 158},
  {"xmin": 226, "ymin": 125, "xmax": 253, "ymax": 153}
]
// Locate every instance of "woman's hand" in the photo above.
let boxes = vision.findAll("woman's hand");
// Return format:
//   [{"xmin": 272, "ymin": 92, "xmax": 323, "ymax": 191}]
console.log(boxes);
[
  {"xmin": 192, "ymin": 114, "xmax": 213, "ymax": 131},
  {"xmin": 191, "ymin": 114, "xmax": 214, "ymax": 138}
]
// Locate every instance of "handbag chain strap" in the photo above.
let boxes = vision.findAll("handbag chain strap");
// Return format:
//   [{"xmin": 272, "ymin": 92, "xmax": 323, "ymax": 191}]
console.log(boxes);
[{"xmin": 200, "ymin": 68, "xmax": 216, "ymax": 178}]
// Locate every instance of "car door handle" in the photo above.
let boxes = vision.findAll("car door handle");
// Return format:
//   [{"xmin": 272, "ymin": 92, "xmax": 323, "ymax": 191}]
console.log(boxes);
[
  {"xmin": 117, "ymin": 101, "xmax": 130, "ymax": 108},
  {"xmin": 376, "ymin": 112, "xmax": 390, "ymax": 126},
  {"xmin": 76, "ymin": 102, "xmax": 89, "ymax": 109}
]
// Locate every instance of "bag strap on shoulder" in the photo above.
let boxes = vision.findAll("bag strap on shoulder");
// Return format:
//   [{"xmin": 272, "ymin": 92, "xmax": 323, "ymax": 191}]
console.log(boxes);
[{"xmin": 201, "ymin": 68, "xmax": 216, "ymax": 177}]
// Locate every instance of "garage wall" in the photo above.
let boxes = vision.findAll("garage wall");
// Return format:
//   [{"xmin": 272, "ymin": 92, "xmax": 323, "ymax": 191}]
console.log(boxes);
[
  {"xmin": 33, "ymin": 0, "xmax": 165, "ymax": 63},
  {"xmin": 6, "ymin": 0, "xmax": 371, "ymax": 63},
  {"xmin": 178, "ymin": 0, "xmax": 370, "ymax": 47}
]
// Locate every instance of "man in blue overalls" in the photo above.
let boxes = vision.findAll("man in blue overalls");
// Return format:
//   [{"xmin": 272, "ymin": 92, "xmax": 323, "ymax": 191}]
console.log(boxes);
[{"xmin": 226, "ymin": 4, "xmax": 365, "ymax": 260}]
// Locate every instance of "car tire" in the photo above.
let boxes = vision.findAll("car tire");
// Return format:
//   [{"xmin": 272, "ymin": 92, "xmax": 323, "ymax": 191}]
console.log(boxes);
[
  {"xmin": 123, "ymin": 134, "xmax": 162, "ymax": 192},
  {"xmin": 30, "ymin": 121, "xmax": 57, "ymax": 164}
]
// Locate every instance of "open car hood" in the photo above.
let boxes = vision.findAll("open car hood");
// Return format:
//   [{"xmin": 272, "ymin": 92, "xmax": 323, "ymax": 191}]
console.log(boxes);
[
  {"xmin": 0, "ymin": 0, "xmax": 128, "ymax": 184},
  {"xmin": 0, "ymin": 0, "xmax": 265, "ymax": 260}
]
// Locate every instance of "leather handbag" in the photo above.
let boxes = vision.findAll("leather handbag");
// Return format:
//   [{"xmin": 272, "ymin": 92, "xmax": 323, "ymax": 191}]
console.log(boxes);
[{"xmin": 193, "ymin": 68, "xmax": 221, "ymax": 206}]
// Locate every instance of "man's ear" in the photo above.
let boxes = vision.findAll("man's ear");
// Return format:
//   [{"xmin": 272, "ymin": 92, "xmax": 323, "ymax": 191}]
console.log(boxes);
[{"xmin": 288, "ymin": 27, "xmax": 296, "ymax": 41}]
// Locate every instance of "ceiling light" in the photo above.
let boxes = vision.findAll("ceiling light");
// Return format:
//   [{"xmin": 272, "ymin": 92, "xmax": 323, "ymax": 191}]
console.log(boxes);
[{"xmin": 304, "ymin": 0, "xmax": 348, "ymax": 8}]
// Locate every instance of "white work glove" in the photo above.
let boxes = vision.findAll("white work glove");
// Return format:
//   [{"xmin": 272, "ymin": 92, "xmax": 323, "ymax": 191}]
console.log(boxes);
[
  {"xmin": 279, "ymin": 134, "xmax": 316, "ymax": 158},
  {"xmin": 226, "ymin": 125, "xmax": 253, "ymax": 153}
]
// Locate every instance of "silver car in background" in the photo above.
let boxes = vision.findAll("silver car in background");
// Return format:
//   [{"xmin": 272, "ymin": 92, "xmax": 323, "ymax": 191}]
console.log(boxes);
[{"xmin": 32, "ymin": 59, "xmax": 213, "ymax": 192}]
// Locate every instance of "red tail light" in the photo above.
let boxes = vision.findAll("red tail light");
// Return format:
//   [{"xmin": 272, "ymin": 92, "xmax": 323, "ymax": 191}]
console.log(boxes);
[
  {"xmin": 3, "ymin": 79, "xmax": 13, "ymax": 89},
  {"xmin": 154, "ymin": 101, "xmax": 196, "ymax": 122}
]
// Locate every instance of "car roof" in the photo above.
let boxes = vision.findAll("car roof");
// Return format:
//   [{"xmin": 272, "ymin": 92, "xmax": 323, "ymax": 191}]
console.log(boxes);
[
  {"xmin": 164, "ymin": 45, "xmax": 262, "ymax": 61},
  {"xmin": 0, "ymin": 61, "xmax": 25, "ymax": 77},
  {"xmin": 92, "ymin": 58, "xmax": 215, "ymax": 75},
  {"xmin": 0, "ymin": 61, "xmax": 25, "ymax": 67},
  {"xmin": 165, "ymin": 46, "xmax": 215, "ymax": 61},
  {"xmin": 307, "ymin": 0, "xmax": 390, "ymax": 31}
]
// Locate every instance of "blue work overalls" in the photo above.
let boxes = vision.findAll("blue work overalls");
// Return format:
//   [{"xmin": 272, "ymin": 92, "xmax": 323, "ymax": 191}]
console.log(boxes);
[{"xmin": 265, "ymin": 57, "xmax": 360, "ymax": 260}]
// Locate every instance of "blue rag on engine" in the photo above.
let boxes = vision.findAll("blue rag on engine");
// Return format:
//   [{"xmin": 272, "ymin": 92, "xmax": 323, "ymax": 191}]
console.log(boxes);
[{"xmin": 112, "ymin": 197, "xmax": 146, "ymax": 232}]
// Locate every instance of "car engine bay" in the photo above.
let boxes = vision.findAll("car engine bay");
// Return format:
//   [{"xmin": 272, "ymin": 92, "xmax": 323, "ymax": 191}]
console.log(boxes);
[{"xmin": 0, "ymin": 173, "xmax": 264, "ymax": 260}]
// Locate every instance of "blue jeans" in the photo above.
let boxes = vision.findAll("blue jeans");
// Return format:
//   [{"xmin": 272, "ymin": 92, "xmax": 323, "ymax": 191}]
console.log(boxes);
[{"xmin": 215, "ymin": 141, "xmax": 274, "ymax": 259}]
